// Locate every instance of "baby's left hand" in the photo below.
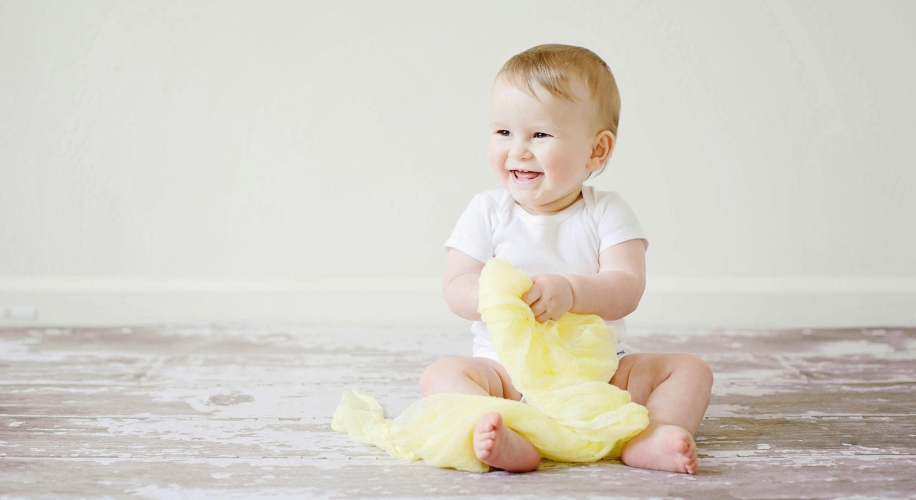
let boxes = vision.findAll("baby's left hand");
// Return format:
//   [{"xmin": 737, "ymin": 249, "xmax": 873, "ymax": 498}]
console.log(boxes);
[{"xmin": 522, "ymin": 274, "xmax": 574, "ymax": 324}]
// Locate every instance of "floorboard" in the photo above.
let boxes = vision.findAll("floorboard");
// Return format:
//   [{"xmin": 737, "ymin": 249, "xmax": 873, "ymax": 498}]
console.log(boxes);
[{"xmin": 1, "ymin": 325, "xmax": 914, "ymax": 499}]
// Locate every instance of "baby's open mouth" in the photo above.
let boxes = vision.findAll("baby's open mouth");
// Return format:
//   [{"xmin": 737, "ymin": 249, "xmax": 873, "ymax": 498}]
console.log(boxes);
[{"xmin": 511, "ymin": 170, "xmax": 543, "ymax": 181}]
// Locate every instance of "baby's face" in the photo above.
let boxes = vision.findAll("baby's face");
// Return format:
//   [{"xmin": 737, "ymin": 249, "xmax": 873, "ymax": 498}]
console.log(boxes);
[{"xmin": 489, "ymin": 77, "xmax": 602, "ymax": 215}]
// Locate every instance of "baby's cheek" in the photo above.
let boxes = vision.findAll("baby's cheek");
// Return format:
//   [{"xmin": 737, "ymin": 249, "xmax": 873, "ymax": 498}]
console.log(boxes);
[{"xmin": 487, "ymin": 146, "xmax": 505, "ymax": 166}]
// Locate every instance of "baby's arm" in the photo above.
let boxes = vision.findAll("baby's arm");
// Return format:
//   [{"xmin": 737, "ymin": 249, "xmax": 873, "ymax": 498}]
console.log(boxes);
[
  {"xmin": 523, "ymin": 239, "xmax": 646, "ymax": 323},
  {"xmin": 523, "ymin": 239, "xmax": 645, "ymax": 323},
  {"xmin": 442, "ymin": 248, "xmax": 485, "ymax": 321},
  {"xmin": 566, "ymin": 238, "xmax": 647, "ymax": 321}
]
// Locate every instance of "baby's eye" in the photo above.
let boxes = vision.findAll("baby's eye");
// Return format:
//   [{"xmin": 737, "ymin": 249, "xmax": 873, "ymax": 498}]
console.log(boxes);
[
  {"xmin": 496, "ymin": 130, "xmax": 511, "ymax": 137},
  {"xmin": 533, "ymin": 132, "xmax": 551, "ymax": 139}
]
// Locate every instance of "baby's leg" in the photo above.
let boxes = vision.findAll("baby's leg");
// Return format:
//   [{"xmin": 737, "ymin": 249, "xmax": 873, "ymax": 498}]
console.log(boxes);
[
  {"xmin": 420, "ymin": 357, "xmax": 521, "ymax": 399},
  {"xmin": 419, "ymin": 357, "xmax": 539, "ymax": 472},
  {"xmin": 610, "ymin": 353, "xmax": 713, "ymax": 474}
]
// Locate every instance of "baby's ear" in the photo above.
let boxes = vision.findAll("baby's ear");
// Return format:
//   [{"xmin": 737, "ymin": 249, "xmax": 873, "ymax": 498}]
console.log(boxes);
[{"xmin": 589, "ymin": 131, "xmax": 615, "ymax": 171}]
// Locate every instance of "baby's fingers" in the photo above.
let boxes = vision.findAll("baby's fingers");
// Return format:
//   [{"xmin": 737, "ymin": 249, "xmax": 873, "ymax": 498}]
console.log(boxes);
[
  {"xmin": 534, "ymin": 310, "xmax": 556, "ymax": 324},
  {"xmin": 529, "ymin": 300, "xmax": 555, "ymax": 324},
  {"xmin": 522, "ymin": 286, "xmax": 541, "ymax": 306},
  {"xmin": 529, "ymin": 299, "xmax": 545, "ymax": 317}
]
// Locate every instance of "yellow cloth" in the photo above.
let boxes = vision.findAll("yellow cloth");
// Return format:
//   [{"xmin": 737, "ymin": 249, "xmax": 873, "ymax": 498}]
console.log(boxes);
[{"xmin": 332, "ymin": 258, "xmax": 649, "ymax": 472}]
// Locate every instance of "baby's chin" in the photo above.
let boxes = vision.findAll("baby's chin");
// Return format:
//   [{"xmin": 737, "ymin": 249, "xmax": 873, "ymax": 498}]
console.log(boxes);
[{"xmin": 503, "ymin": 188, "xmax": 539, "ymax": 207}]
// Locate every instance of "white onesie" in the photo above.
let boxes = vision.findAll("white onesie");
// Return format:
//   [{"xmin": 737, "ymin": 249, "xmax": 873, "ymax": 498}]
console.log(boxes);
[{"xmin": 444, "ymin": 185, "xmax": 649, "ymax": 364}]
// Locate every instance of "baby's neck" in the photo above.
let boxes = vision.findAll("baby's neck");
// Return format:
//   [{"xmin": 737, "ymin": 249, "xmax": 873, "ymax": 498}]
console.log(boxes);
[{"xmin": 516, "ymin": 189, "xmax": 583, "ymax": 216}]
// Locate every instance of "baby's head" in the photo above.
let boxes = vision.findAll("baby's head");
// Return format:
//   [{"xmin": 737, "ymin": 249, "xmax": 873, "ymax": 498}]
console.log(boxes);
[{"xmin": 489, "ymin": 44, "xmax": 620, "ymax": 215}]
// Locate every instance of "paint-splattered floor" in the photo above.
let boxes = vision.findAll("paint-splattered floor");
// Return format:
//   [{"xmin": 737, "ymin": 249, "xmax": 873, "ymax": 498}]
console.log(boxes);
[{"xmin": 1, "ymin": 324, "xmax": 914, "ymax": 499}]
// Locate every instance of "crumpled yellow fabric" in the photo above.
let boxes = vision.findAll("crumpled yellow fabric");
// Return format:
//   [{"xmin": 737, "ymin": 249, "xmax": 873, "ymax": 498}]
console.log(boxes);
[{"xmin": 332, "ymin": 258, "xmax": 649, "ymax": 472}]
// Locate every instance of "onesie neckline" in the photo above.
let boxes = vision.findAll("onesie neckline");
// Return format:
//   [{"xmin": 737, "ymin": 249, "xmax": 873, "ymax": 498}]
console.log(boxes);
[{"xmin": 511, "ymin": 195, "xmax": 586, "ymax": 225}]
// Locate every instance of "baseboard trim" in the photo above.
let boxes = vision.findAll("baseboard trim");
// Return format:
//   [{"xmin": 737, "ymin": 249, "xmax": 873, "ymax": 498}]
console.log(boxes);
[
  {"xmin": 1, "ymin": 277, "xmax": 914, "ymax": 328},
  {"xmin": 3, "ymin": 276, "xmax": 915, "ymax": 294}
]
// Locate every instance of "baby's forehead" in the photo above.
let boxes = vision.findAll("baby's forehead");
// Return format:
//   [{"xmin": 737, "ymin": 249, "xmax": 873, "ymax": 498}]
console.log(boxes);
[
  {"xmin": 495, "ymin": 72, "xmax": 592, "ymax": 104},
  {"xmin": 491, "ymin": 75, "xmax": 599, "ymax": 126}
]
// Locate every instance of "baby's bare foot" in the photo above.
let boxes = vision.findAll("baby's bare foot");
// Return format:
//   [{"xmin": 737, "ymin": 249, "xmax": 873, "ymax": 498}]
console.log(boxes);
[
  {"xmin": 620, "ymin": 423, "xmax": 699, "ymax": 474},
  {"xmin": 473, "ymin": 412, "xmax": 540, "ymax": 472}
]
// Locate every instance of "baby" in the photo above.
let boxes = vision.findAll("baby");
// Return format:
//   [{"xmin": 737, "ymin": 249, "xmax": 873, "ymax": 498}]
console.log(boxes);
[{"xmin": 420, "ymin": 44, "xmax": 713, "ymax": 474}]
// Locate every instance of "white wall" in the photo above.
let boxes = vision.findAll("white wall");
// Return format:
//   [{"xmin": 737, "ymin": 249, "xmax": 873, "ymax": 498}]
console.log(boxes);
[{"xmin": 1, "ymin": 0, "xmax": 914, "ymax": 328}]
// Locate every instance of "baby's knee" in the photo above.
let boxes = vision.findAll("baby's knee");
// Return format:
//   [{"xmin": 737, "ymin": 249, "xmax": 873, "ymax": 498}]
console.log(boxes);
[
  {"xmin": 674, "ymin": 354, "xmax": 714, "ymax": 389},
  {"xmin": 419, "ymin": 357, "xmax": 470, "ymax": 395}
]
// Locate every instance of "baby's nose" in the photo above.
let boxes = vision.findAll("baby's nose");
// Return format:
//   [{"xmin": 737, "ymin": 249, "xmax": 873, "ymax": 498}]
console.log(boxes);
[{"xmin": 508, "ymin": 143, "xmax": 533, "ymax": 160}]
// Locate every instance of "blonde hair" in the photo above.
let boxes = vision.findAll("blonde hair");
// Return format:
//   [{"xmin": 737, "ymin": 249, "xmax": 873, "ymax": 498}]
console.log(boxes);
[{"xmin": 498, "ymin": 44, "xmax": 621, "ymax": 138}]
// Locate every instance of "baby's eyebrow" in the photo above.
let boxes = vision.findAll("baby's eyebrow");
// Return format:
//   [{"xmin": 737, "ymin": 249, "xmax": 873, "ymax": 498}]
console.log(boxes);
[{"xmin": 489, "ymin": 121, "xmax": 557, "ymax": 129}]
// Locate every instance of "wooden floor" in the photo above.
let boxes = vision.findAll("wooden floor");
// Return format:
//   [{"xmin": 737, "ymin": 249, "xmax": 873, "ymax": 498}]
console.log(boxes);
[{"xmin": 1, "ymin": 324, "xmax": 914, "ymax": 499}]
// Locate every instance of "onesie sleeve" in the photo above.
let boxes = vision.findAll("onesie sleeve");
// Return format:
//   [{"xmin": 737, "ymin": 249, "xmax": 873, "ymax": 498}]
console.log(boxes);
[
  {"xmin": 443, "ymin": 193, "xmax": 497, "ymax": 264},
  {"xmin": 595, "ymin": 191, "xmax": 649, "ymax": 253}
]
